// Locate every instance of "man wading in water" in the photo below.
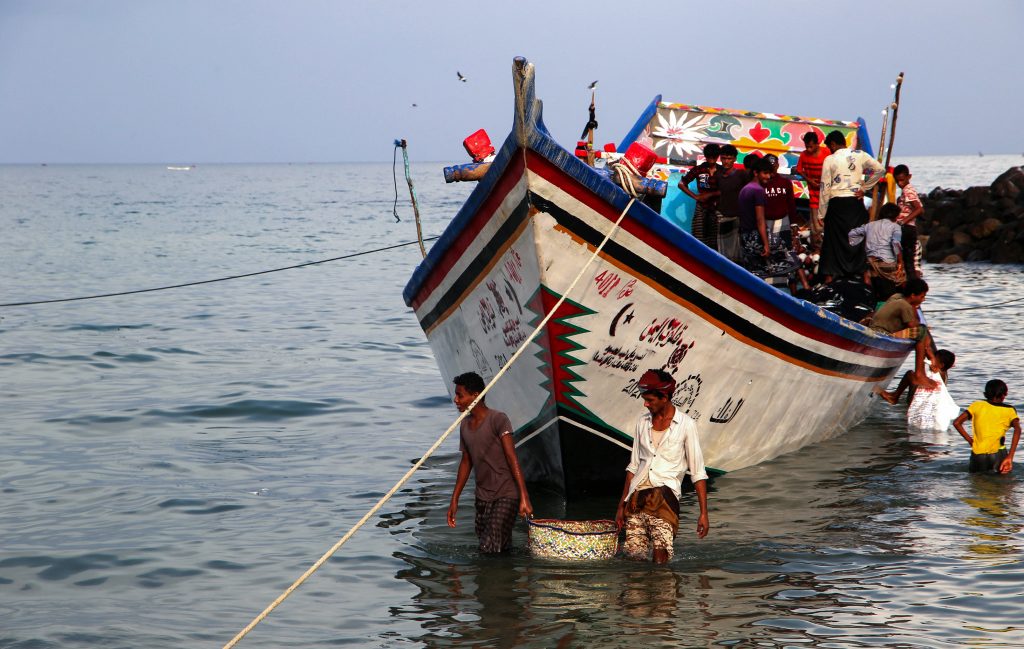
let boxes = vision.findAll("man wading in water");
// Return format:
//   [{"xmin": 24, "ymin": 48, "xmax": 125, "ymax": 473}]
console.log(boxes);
[
  {"xmin": 615, "ymin": 369, "xmax": 710, "ymax": 563},
  {"xmin": 447, "ymin": 372, "xmax": 533, "ymax": 554}
]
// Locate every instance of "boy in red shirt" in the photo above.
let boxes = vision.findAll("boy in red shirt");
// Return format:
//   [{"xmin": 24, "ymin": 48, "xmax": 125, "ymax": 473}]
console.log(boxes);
[{"xmin": 795, "ymin": 132, "xmax": 829, "ymax": 252}]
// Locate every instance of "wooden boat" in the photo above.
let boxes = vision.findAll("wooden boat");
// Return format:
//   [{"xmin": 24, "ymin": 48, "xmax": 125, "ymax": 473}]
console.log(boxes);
[{"xmin": 403, "ymin": 57, "xmax": 914, "ymax": 496}]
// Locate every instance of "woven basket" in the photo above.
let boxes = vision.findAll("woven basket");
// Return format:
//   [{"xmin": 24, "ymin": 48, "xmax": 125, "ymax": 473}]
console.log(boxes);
[{"xmin": 527, "ymin": 518, "xmax": 619, "ymax": 561}]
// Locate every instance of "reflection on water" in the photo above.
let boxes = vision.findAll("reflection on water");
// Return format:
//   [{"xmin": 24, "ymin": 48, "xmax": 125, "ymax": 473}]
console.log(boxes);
[
  {"xmin": 385, "ymin": 381, "xmax": 1024, "ymax": 646},
  {"xmin": 2, "ymin": 164, "xmax": 1023, "ymax": 647},
  {"xmin": 961, "ymin": 474, "xmax": 1022, "ymax": 560}
]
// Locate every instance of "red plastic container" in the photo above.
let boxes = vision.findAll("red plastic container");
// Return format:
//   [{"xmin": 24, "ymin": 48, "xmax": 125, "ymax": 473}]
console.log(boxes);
[
  {"xmin": 622, "ymin": 141, "xmax": 657, "ymax": 176},
  {"xmin": 463, "ymin": 129, "xmax": 495, "ymax": 163}
]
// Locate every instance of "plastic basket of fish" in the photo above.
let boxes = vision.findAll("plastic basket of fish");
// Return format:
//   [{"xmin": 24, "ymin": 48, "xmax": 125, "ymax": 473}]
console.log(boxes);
[{"xmin": 526, "ymin": 518, "xmax": 619, "ymax": 561}]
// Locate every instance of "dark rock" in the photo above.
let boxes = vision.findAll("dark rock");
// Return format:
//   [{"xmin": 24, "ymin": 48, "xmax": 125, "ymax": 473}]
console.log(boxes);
[
  {"xmin": 919, "ymin": 167, "xmax": 1024, "ymax": 265},
  {"xmin": 964, "ymin": 186, "xmax": 990, "ymax": 207},
  {"xmin": 991, "ymin": 241, "xmax": 1024, "ymax": 264},
  {"xmin": 992, "ymin": 166, "xmax": 1024, "ymax": 192},
  {"xmin": 970, "ymin": 218, "xmax": 1003, "ymax": 239}
]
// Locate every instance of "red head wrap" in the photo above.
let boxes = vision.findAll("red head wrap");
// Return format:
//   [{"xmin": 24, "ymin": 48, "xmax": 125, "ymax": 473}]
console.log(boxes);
[{"xmin": 637, "ymin": 369, "xmax": 676, "ymax": 398}]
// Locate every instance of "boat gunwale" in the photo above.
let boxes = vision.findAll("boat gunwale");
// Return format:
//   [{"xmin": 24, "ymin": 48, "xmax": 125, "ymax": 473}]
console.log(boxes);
[{"xmin": 403, "ymin": 59, "xmax": 911, "ymax": 358}]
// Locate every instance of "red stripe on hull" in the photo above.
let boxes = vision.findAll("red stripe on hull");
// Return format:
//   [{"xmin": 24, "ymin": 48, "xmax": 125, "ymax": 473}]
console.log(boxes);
[
  {"xmin": 523, "ymin": 150, "xmax": 902, "ymax": 360},
  {"xmin": 409, "ymin": 151, "xmax": 526, "ymax": 312}
]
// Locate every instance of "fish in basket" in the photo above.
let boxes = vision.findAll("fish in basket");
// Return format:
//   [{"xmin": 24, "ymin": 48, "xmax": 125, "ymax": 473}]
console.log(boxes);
[{"xmin": 527, "ymin": 518, "xmax": 619, "ymax": 561}]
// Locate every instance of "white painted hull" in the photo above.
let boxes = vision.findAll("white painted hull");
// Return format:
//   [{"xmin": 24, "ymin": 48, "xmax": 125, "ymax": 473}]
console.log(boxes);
[{"xmin": 404, "ymin": 59, "xmax": 912, "ymax": 494}]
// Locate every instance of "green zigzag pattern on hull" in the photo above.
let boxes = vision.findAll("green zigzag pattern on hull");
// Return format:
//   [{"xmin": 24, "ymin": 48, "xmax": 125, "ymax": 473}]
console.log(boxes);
[{"xmin": 525, "ymin": 285, "xmax": 601, "ymax": 423}]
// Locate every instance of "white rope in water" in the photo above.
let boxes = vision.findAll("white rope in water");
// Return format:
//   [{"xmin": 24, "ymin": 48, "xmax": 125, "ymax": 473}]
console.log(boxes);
[{"xmin": 222, "ymin": 194, "xmax": 637, "ymax": 648}]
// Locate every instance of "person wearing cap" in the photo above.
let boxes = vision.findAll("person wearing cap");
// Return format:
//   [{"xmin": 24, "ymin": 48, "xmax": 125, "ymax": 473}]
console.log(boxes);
[
  {"xmin": 615, "ymin": 369, "xmax": 709, "ymax": 563},
  {"xmin": 762, "ymin": 153, "xmax": 810, "ymax": 292}
]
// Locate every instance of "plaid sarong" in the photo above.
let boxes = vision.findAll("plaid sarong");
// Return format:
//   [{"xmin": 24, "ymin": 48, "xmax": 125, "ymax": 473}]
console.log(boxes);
[
  {"xmin": 867, "ymin": 256, "xmax": 905, "ymax": 285},
  {"xmin": 474, "ymin": 496, "xmax": 519, "ymax": 554},
  {"xmin": 884, "ymin": 324, "xmax": 928, "ymax": 342}
]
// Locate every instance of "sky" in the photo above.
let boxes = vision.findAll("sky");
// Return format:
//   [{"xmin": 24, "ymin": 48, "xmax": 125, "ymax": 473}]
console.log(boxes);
[{"xmin": 1, "ymin": 0, "xmax": 1022, "ymax": 164}]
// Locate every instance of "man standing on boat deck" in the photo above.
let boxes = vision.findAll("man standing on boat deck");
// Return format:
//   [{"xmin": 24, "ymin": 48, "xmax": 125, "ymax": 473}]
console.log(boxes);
[
  {"xmin": 447, "ymin": 372, "xmax": 534, "ymax": 554},
  {"xmin": 616, "ymin": 369, "xmax": 709, "ymax": 564},
  {"xmin": 678, "ymin": 143, "xmax": 722, "ymax": 250},
  {"xmin": 818, "ymin": 130, "xmax": 886, "ymax": 283},
  {"xmin": 795, "ymin": 132, "xmax": 829, "ymax": 253}
]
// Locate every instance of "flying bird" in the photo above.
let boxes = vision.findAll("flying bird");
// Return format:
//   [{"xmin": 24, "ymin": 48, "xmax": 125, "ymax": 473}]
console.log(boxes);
[
  {"xmin": 588, "ymin": 80, "xmax": 598, "ymax": 90},
  {"xmin": 457, "ymin": 71, "xmax": 467, "ymax": 83},
  {"xmin": 411, "ymin": 103, "xmax": 418, "ymax": 108}
]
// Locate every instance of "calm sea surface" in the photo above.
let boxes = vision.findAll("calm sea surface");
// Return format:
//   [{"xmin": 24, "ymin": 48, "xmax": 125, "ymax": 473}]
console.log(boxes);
[{"xmin": 2, "ymin": 156, "xmax": 1023, "ymax": 648}]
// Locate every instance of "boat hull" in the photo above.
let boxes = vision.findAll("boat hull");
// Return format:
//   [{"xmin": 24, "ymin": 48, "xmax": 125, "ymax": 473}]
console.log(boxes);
[{"xmin": 404, "ymin": 59, "xmax": 913, "ymax": 496}]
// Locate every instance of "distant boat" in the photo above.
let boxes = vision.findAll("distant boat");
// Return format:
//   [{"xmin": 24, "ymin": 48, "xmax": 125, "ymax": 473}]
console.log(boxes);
[
  {"xmin": 403, "ymin": 57, "xmax": 914, "ymax": 497},
  {"xmin": 166, "ymin": 165, "xmax": 195, "ymax": 171}
]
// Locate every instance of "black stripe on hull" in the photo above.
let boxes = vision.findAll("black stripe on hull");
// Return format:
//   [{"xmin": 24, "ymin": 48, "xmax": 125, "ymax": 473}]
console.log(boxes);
[
  {"xmin": 417, "ymin": 196, "xmax": 531, "ymax": 332},
  {"xmin": 530, "ymin": 193, "xmax": 899, "ymax": 380}
]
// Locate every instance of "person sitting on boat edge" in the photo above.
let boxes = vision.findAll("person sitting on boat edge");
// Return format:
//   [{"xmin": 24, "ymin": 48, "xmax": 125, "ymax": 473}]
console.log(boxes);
[
  {"xmin": 848, "ymin": 202, "xmax": 904, "ymax": 304},
  {"xmin": 818, "ymin": 130, "xmax": 886, "ymax": 283},
  {"xmin": 868, "ymin": 278, "xmax": 939, "ymax": 390},
  {"xmin": 878, "ymin": 349, "xmax": 959, "ymax": 432},
  {"xmin": 678, "ymin": 142, "xmax": 722, "ymax": 250},
  {"xmin": 447, "ymin": 372, "xmax": 534, "ymax": 554},
  {"xmin": 615, "ymin": 369, "xmax": 709, "ymax": 564},
  {"xmin": 880, "ymin": 348, "xmax": 955, "ymax": 406},
  {"xmin": 952, "ymin": 379, "xmax": 1021, "ymax": 474}
]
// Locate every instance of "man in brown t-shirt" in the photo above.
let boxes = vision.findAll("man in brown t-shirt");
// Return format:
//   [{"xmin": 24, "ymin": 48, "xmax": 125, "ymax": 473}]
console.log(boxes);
[
  {"xmin": 447, "ymin": 372, "xmax": 533, "ymax": 553},
  {"xmin": 870, "ymin": 278, "xmax": 938, "ymax": 390}
]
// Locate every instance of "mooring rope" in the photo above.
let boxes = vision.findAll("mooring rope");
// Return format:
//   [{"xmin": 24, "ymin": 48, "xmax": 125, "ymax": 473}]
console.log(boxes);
[
  {"xmin": 924, "ymin": 294, "xmax": 1024, "ymax": 314},
  {"xmin": 221, "ymin": 195, "xmax": 637, "ymax": 648},
  {"xmin": 0, "ymin": 237, "xmax": 439, "ymax": 308}
]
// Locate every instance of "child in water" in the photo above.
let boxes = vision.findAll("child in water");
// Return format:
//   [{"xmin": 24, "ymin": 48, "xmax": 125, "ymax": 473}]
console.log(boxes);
[
  {"xmin": 952, "ymin": 379, "xmax": 1021, "ymax": 473},
  {"xmin": 879, "ymin": 349, "xmax": 955, "ymax": 406}
]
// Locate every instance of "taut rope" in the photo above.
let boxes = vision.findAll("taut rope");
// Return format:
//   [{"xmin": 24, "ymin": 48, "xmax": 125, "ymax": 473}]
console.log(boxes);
[{"xmin": 222, "ymin": 195, "xmax": 637, "ymax": 648}]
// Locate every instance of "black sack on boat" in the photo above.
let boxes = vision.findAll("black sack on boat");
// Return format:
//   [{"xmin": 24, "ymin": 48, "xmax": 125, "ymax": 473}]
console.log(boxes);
[{"xmin": 803, "ymin": 279, "xmax": 875, "ymax": 322}]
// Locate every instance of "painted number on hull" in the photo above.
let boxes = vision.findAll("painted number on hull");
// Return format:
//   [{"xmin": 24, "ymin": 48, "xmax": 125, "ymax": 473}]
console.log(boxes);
[
  {"xmin": 594, "ymin": 271, "xmax": 635, "ymax": 299},
  {"xmin": 594, "ymin": 270, "xmax": 620, "ymax": 298}
]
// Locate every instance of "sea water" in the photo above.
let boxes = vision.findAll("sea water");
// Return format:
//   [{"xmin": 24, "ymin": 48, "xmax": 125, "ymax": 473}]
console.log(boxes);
[{"xmin": 1, "ymin": 156, "xmax": 1023, "ymax": 647}]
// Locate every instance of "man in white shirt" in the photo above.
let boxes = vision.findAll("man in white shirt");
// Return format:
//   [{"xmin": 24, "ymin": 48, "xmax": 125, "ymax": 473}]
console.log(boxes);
[
  {"xmin": 818, "ymin": 130, "xmax": 887, "ymax": 283},
  {"xmin": 615, "ymin": 369, "xmax": 709, "ymax": 563}
]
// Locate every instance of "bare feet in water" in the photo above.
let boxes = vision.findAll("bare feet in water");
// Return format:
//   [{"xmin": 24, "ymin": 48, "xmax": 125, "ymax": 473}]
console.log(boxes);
[{"xmin": 875, "ymin": 389, "xmax": 899, "ymax": 404}]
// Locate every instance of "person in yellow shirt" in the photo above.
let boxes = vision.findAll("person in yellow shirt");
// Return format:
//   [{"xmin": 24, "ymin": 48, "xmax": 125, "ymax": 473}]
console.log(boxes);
[{"xmin": 953, "ymin": 380, "xmax": 1021, "ymax": 474}]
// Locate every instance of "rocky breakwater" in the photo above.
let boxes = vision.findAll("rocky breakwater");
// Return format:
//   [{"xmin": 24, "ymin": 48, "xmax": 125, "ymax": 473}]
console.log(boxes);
[{"xmin": 919, "ymin": 166, "xmax": 1024, "ymax": 264}]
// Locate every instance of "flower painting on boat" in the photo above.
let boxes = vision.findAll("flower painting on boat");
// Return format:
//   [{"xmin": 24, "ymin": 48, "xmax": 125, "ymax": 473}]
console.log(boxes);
[{"xmin": 650, "ymin": 110, "xmax": 706, "ymax": 161}]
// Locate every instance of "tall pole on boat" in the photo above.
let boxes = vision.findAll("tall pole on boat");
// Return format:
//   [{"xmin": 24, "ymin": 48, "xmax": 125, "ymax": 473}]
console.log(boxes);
[
  {"xmin": 868, "ymin": 73, "xmax": 902, "ymax": 220},
  {"xmin": 869, "ymin": 107, "xmax": 889, "ymax": 221},
  {"xmin": 883, "ymin": 73, "xmax": 905, "ymax": 171},
  {"xmin": 581, "ymin": 82, "xmax": 598, "ymax": 166},
  {"xmin": 396, "ymin": 139, "xmax": 427, "ymax": 258}
]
